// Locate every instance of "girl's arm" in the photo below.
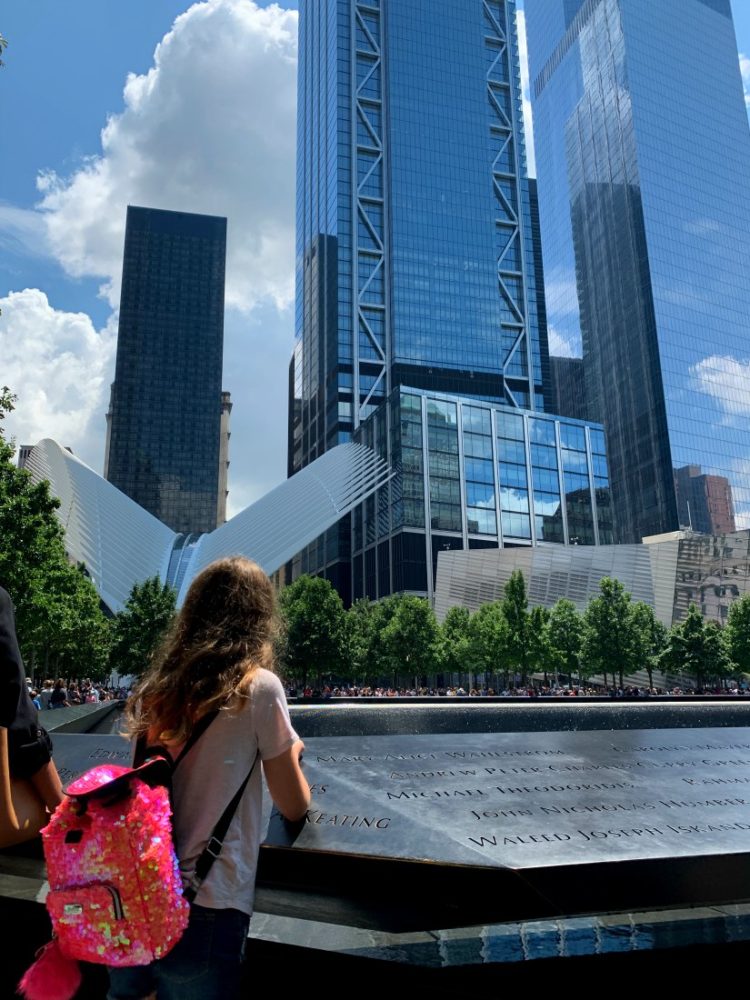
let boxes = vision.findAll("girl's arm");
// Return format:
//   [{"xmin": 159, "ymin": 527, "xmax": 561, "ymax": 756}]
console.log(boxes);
[{"xmin": 262, "ymin": 740, "xmax": 311, "ymax": 822}]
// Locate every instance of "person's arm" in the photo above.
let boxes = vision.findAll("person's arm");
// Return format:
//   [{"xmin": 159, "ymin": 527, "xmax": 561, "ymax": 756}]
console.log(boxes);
[
  {"xmin": 0, "ymin": 728, "xmax": 48, "ymax": 847},
  {"xmin": 29, "ymin": 759, "xmax": 63, "ymax": 811},
  {"xmin": 262, "ymin": 740, "xmax": 311, "ymax": 822}
]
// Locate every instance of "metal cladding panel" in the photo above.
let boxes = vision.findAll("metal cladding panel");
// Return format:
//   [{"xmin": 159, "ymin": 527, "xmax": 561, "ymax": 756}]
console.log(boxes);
[
  {"xmin": 434, "ymin": 542, "xmax": 667, "ymax": 624},
  {"xmin": 25, "ymin": 439, "xmax": 175, "ymax": 613},
  {"xmin": 180, "ymin": 443, "xmax": 391, "ymax": 601}
]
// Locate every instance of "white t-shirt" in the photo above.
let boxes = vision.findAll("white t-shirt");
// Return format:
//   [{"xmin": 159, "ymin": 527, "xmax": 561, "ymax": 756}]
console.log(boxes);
[{"xmin": 170, "ymin": 668, "xmax": 299, "ymax": 916}]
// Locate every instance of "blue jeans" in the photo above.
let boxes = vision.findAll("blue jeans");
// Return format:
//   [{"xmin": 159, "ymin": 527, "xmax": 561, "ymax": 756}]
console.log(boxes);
[{"xmin": 107, "ymin": 904, "xmax": 250, "ymax": 1000}]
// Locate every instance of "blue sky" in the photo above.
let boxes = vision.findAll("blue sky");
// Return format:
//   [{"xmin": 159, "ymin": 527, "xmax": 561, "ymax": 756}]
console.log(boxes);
[{"xmin": 1, "ymin": 0, "xmax": 749, "ymax": 514}]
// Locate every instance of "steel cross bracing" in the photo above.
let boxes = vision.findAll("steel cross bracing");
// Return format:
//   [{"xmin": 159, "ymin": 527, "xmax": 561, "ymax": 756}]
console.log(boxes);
[
  {"xmin": 484, "ymin": 0, "xmax": 534, "ymax": 409},
  {"xmin": 352, "ymin": 0, "xmax": 389, "ymax": 427}
]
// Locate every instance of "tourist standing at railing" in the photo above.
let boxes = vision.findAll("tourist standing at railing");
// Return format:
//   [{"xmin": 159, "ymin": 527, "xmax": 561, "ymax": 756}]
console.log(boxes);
[{"xmin": 109, "ymin": 556, "xmax": 310, "ymax": 1000}]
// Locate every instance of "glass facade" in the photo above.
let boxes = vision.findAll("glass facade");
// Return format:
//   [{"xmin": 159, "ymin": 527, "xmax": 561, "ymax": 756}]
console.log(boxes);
[
  {"xmin": 293, "ymin": 1, "xmax": 552, "ymax": 597},
  {"xmin": 105, "ymin": 206, "xmax": 226, "ymax": 534},
  {"xmin": 527, "ymin": 0, "xmax": 750, "ymax": 542},
  {"xmin": 352, "ymin": 387, "xmax": 609, "ymax": 600}
]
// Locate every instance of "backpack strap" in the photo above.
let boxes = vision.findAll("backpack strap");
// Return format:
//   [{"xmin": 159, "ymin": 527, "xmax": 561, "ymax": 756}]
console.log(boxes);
[
  {"xmin": 182, "ymin": 749, "xmax": 260, "ymax": 903},
  {"xmin": 136, "ymin": 710, "xmax": 220, "ymax": 769}
]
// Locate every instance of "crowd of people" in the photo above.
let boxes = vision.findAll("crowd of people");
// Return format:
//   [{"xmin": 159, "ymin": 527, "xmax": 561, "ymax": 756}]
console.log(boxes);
[
  {"xmin": 28, "ymin": 677, "xmax": 129, "ymax": 710},
  {"xmin": 291, "ymin": 682, "xmax": 749, "ymax": 699}
]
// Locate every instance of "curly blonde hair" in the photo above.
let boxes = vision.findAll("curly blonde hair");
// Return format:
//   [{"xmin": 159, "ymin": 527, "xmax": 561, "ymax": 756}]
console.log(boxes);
[{"xmin": 125, "ymin": 557, "xmax": 277, "ymax": 745}]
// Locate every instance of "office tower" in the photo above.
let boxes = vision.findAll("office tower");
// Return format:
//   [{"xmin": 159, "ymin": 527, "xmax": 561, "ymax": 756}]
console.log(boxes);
[
  {"xmin": 527, "ymin": 0, "xmax": 750, "ymax": 542},
  {"xmin": 217, "ymin": 391, "xmax": 232, "ymax": 526},
  {"xmin": 548, "ymin": 357, "xmax": 591, "ymax": 423},
  {"xmin": 293, "ymin": 1, "xmax": 553, "ymax": 598},
  {"xmin": 528, "ymin": 179, "xmax": 552, "ymax": 413},
  {"xmin": 295, "ymin": 1, "xmax": 547, "ymax": 456},
  {"xmin": 674, "ymin": 465, "xmax": 735, "ymax": 536},
  {"xmin": 105, "ymin": 206, "xmax": 227, "ymax": 535},
  {"xmin": 352, "ymin": 389, "xmax": 611, "ymax": 600}
]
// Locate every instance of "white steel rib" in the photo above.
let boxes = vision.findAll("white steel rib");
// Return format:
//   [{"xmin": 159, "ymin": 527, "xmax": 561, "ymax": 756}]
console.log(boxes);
[{"xmin": 25, "ymin": 440, "xmax": 391, "ymax": 612}]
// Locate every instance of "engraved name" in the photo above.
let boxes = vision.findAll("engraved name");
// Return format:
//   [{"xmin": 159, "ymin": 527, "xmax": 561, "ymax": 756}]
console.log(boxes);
[
  {"xmin": 494, "ymin": 780, "xmax": 634, "ymax": 795},
  {"xmin": 387, "ymin": 788, "xmax": 487, "ymax": 800},
  {"xmin": 306, "ymin": 811, "xmax": 390, "ymax": 829}
]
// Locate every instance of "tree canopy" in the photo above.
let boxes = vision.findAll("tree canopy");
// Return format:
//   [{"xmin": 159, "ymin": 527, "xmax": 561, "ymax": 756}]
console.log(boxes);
[
  {"xmin": 726, "ymin": 593, "xmax": 750, "ymax": 677},
  {"xmin": 278, "ymin": 575, "xmax": 347, "ymax": 687},
  {"xmin": 661, "ymin": 603, "xmax": 730, "ymax": 689},
  {"xmin": 582, "ymin": 577, "xmax": 640, "ymax": 689},
  {"xmin": 109, "ymin": 577, "xmax": 177, "ymax": 680},
  {"xmin": 0, "ymin": 387, "xmax": 110, "ymax": 678},
  {"xmin": 548, "ymin": 598, "xmax": 584, "ymax": 682},
  {"xmin": 502, "ymin": 569, "xmax": 531, "ymax": 683}
]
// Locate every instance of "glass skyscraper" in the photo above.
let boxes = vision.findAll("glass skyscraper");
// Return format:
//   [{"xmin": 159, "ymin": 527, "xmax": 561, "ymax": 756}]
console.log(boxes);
[
  {"xmin": 105, "ymin": 206, "xmax": 227, "ymax": 535},
  {"xmin": 293, "ymin": 0, "xmax": 548, "ymax": 461},
  {"xmin": 527, "ymin": 0, "xmax": 750, "ymax": 542},
  {"xmin": 292, "ymin": 1, "xmax": 553, "ymax": 598}
]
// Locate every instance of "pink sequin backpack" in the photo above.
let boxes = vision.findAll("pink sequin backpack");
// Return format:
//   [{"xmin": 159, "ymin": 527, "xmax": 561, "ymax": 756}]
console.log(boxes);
[
  {"xmin": 43, "ymin": 757, "xmax": 190, "ymax": 966},
  {"xmin": 20, "ymin": 712, "xmax": 258, "ymax": 1000}
]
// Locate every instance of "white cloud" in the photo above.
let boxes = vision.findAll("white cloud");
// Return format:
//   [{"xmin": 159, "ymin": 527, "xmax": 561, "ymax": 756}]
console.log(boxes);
[
  {"xmin": 17, "ymin": 0, "xmax": 299, "ymax": 511},
  {"xmin": 740, "ymin": 52, "xmax": 750, "ymax": 108},
  {"xmin": 547, "ymin": 324, "xmax": 577, "ymax": 358},
  {"xmin": 0, "ymin": 289, "xmax": 116, "ymax": 469},
  {"xmin": 721, "ymin": 456, "xmax": 750, "ymax": 530},
  {"xmin": 0, "ymin": 203, "xmax": 49, "ymax": 258},
  {"xmin": 515, "ymin": 8, "xmax": 536, "ymax": 177},
  {"xmin": 36, "ymin": 0, "xmax": 298, "ymax": 313},
  {"xmin": 690, "ymin": 354, "xmax": 750, "ymax": 422},
  {"xmin": 688, "ymin": 355, "xmax": 750, "ymax": 529},
  {"xmin": 682, "ymin": 217, "xmax": 722, "ymax": 236},
  {"xmin": 221, "ymin": 302, "xmax": 293, "ymax": 514}
]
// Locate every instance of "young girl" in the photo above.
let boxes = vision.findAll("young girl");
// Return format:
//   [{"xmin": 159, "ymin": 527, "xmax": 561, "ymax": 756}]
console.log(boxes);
[{"xmin": 107, "ymin": 556, "xmax": 310, "ymax": 1000}]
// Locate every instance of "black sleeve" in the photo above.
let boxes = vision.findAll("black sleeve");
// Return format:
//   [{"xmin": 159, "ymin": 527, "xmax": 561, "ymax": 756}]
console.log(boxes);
[{"xmin": 0, "ymin": 587, "xmax": 29, "ymax": 731}]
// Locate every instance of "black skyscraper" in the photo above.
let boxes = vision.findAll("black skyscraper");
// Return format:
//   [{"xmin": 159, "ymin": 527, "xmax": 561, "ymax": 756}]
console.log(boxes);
[{"xmin": 105, "ymin": 206, "xmax": 227, "ymax": 534}]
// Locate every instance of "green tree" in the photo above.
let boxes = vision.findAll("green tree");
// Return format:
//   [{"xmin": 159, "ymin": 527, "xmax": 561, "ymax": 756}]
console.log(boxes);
[
  {"xmin": 548, "ymin": 598, "xmax": 584, "ymax": 685},
  {"xmin": 527, "ymin": 604, "xmax": 555, "ymax": 684},
  {"xmin": 0, "ymin": 386, "xmax": 14, "ymax": 423},
  {"xmin": 631, "ymin": 601, "xmax": 668, "ymax": 691},
  {"xmin": 109, "ymin": 577, "xmax": 176, "ymax": 680},
  {"xmin": 345, "ymin": 597, "xmax": 376, "ymax": 684},
  {"xmin": 32, "ymin": 562, "xmax": 110, "ymax": 680},
  {"xmin": 279, "ymin": 575, "xmax": 346, "ymax": 689},
  {"xmin": 726, "ymin": 594, "xmax": 750, "ymax": 677},
  {"xmin": 439, "ymin": 605, "xmax": 472, "ymax": 681},
  {"xmin": 502, "ymin": 569, "xmax": 531, "ymax": 685},
  {"xmin": 467, "ymin": 601, "xmax": 508, "ymax": 685},
  {"xmin": 582, "ymin": 577, "xmax": 640, "ymax": 689},
  {"xmin": 661, "ymin": 604, "xmax": 730, "ymax": 689},
  {"xmin": 380, "ymin": 596, "xmax": 440, "ymax": 687},
  {"xmin": 0, "ymin": 387, "xmax": 110, "ymax": 678}
]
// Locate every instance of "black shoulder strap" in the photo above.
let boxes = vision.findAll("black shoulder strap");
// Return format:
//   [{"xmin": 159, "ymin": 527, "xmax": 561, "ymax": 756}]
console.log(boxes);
[
  {"xmin": 133, "ymin": 710, "xmax": 220, "ymax": 769},
  {"xmin": 182, "ymin": 749, "xmax": 260, "ymax": 903}
]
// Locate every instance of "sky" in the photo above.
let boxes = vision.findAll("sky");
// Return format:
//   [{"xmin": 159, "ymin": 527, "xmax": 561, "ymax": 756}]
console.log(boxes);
[{"xmin": 1, "ymin": 0, "xmax": 750, "ymax": 517}]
